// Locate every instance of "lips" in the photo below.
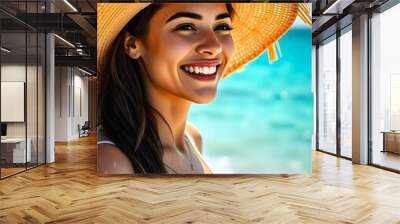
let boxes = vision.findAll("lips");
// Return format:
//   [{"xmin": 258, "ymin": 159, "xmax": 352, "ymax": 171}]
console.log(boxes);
[{"xmin": 180, "ymin": 61, "xmax": 221, "ymax": 81}]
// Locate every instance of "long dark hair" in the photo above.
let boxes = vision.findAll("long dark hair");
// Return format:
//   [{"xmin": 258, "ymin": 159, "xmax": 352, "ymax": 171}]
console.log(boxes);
[{"xmin": 98, "ymin": 4, "xmax": 235, "ymax": 173}]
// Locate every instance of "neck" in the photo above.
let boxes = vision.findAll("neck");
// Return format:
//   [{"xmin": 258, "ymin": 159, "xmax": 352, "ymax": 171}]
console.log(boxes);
[{"xmin": 146, "ymin": 84, "xmax": 191, "ymax": 152}]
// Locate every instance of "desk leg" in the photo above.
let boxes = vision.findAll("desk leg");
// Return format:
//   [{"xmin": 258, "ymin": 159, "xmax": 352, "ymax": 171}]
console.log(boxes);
[{"xmin": 382, "ymin": 133, "xmax": 386, "ymax": 153}]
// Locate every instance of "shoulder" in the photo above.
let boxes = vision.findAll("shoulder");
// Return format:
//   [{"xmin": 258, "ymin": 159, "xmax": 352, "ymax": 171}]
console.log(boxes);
[
  {"xmin": 185, "ymin": 122, "xmax": 203, "ymax": 154},
  {"xmin": 97, "ymin": 143, "xmax": 134, "ymax": 175}
]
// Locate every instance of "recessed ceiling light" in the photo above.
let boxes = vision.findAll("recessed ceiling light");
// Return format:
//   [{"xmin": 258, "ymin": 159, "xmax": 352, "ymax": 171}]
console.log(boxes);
[
  {"xmin": 77, "ymin": 67, "xmax": 93, "ymax": 76},
  {"xmin": 1, "ymin": 47, "xmax": 11, "ymax": 53},
  {"xmin": 63, "ymin": 0, "xmax": 78, "ymax": 12},
  {"xmin": 54, "ymin": 34, "xmax": 75, "ymax": 48}
]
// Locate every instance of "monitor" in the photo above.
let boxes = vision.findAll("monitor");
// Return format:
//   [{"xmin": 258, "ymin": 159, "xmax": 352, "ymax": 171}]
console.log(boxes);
[{"xmin": 1, "ymin": 123, "xmax": 7, "ymax": 137}]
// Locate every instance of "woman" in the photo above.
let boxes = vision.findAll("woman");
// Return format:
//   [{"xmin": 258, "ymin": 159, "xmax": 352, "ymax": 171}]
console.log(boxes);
[{"xmin": 97, "ymin": 3, "xmax": 311, "ymax": 174}]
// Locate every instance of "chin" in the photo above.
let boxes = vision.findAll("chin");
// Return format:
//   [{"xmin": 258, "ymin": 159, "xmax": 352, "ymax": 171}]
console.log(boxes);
[
  {"xmin": 193, "ymin": 97, "xmax": 215, "ymax": 104},
  {"xmin": 189, "ymin": 92, "xmax": 217, "ymax": 104}
]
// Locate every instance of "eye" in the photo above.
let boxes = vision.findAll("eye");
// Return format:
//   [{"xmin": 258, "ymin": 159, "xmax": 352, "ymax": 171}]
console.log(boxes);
[
  {"xmin": 215, "ymin": 23, "xmax": 233, "ymax": 31},
  {"xmin": 174, "ymin": 23, "xmax": 196, "ymax": 31}
]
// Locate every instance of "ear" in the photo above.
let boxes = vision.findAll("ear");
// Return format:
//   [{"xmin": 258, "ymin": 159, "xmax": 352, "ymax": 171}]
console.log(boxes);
[{"xmin": 123, "ymin": 32, "xmax": 143, "ymax": 60}]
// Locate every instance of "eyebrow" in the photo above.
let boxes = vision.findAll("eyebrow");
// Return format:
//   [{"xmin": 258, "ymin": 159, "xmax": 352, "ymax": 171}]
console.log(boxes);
[
  {"xmin": 165, "ymin": 11, "xmax": 231, "ymax": 23},
  {"xmin": 215, "ymin": 13, "xmax": 231, "ymax": 20}
]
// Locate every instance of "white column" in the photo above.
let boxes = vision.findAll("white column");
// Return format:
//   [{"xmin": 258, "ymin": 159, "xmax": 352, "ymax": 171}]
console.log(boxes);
[
  {"xmin": 45, "ymin": 0, "xmax": 55, "ymax": 163},
  {"xmin": 352, "ymin": 14, "xmax": 369, "ymax": 164},
  {"xmin": 46, "ymin": 33, "xmax": 55, "ymax": 163}
]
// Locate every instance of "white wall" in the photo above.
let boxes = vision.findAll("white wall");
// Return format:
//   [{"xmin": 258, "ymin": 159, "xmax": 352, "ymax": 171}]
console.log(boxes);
[
  {"xmin": 1, "ymin": 65, "xmax": 38, "ymax": 138},
  {"xmin": 54, "ymin": 67, "xmax": 89, "ymax": 141},
  {"xmin": 73, "ymin": 73, "xmax": 89, "ymax": 137},
  {"xmin": 55, "ymin": 66, "xmax": 69, "ymax": 141}
]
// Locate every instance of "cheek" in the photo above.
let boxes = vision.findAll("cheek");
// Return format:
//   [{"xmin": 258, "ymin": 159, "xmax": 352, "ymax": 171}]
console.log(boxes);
[
  {"xmin": 160, "ymin": 34, "xmax": 194, "ymax": 65},
  {"xmin": 221, "ymin": 36, "xmax": 235, "ymax": 62},
  {"xmin": 153, "ymin": 35, "xmax": 194, "ymax": 74},
  {"xmin": 142, "ymin": 34, "xmax": 193, "ymax": 88}
]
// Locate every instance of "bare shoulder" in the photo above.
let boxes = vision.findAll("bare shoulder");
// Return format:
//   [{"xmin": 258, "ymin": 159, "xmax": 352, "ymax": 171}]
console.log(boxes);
[
  {"xmin": 97, "ymin": 144, "xmax": 134, "ymax": 175},
  {"xmin": 185, "ymin": 122, "xmax": 203, "ymax": 154}
]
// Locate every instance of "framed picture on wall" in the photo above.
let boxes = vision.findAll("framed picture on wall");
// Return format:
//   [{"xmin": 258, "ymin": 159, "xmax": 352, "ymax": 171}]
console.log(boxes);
[
  {"xmin": 1, "ymin": 81, "xmax": 25, "ymax": 122},
  {"xmin": 96, "ymin": 2, "xmax": 313, "ymax": 175}
]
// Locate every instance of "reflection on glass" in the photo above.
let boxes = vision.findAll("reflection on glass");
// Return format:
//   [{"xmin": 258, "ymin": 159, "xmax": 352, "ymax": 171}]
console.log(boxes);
[
  {"xmin": 318, "ymin": 37, "xmax": 337, "ymax": 154},
  {"xmin": 340, "ymin": 29, "xmax": 352, "ymax": 158},
  {"xmin": 371, "ymin": 3, "xmax": 400, "ymax": 171},
  {"xmin": 1, "ymin": 31, "xmax": 27, "ymax": 177},
  {"xmin": 0, "ymin": 0, "xmax": 47, "ymax": 179}
]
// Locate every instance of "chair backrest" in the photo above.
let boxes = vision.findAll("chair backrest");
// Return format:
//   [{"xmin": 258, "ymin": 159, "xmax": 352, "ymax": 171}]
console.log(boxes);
[{"xmin": 82, "ymin": 121, "xmax": 90, "ymax": 129}]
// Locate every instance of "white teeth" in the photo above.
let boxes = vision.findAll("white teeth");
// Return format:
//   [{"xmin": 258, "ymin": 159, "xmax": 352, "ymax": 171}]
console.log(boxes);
[
  {"xmin": 210, "ymin": 66, "xmax": 216, "ymax": 74},
  {"xmin": 182, "ymin": 65, "xmax": 218, "ymax": 75}
]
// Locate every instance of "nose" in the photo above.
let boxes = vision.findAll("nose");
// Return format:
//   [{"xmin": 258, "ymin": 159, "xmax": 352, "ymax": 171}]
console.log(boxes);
[{"xmin": 195, "ymin": 31, "xmax": 222, "ymax": 58}]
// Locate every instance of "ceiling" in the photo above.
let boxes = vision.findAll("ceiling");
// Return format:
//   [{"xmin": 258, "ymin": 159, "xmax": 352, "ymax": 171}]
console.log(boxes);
[
  {"xmin": 0, "ymin": 0, "xmax": 97, "ymax": 74},
  {"xmin": 311, "ymin": 0, "xmax": 391, "ymax": 44}
]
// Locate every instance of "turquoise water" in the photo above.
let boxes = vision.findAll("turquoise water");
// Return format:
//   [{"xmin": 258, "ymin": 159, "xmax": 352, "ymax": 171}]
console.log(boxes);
[{"xmin": 188, "ymin": 25, "xmax": 313, "ymax": 174}]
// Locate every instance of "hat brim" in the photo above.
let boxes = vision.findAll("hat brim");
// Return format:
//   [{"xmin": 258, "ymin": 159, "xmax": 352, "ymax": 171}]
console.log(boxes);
[
  {"xmin": 225, "ymin": 3, "xmax": 298, "ymax": 77},
  {"xmin": 97, "ymin": 3, "xmax": 299, "ymax": 77}
]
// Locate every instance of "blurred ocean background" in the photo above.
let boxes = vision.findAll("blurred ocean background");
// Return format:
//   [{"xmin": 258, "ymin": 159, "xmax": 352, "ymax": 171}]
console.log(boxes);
[{"xmin": 188, "ymin": 19, "xmax": 313, "ymax": 174}]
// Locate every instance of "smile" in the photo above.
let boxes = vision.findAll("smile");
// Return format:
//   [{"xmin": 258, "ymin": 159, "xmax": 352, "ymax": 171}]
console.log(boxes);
[
  {"xmin": 180, "ymin": 62, "xmax": 221, "ymax": 81},
  {"xmin": 182, "ymin": 65, "xmax": 217, "ymax": 75}
]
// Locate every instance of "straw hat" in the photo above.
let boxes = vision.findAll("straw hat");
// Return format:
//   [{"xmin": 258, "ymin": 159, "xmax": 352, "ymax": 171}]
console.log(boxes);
[{"xmin": 97, "ymin": 3, "xmax": 311, "ymax": 78}]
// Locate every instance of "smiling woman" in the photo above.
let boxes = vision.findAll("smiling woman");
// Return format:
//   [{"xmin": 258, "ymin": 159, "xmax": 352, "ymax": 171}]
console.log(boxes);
[{"xmin": 97, "ymin": 3, "xmax": 310, "ymax": 174}]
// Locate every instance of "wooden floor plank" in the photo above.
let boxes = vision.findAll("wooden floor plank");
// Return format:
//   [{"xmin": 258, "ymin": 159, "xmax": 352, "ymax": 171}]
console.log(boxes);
[{"xmin": 1, "ymin": 135, "xmax": 400, "ymax": 223}]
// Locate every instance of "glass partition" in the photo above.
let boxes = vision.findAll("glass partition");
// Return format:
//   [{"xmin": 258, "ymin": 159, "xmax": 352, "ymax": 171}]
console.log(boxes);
[
  {"xmin": 1, "ymin": 31, "xmax": 28, "ymax": 177},
  {"xmin": 339, "ymin": 28, "xmax": 352, "ymax": 158},
  {"xmin": 0, "ymin": 0, "xmax": 46, "ymax": 179},
  {"xmin": 317, "ymin": 36, "xmax": 337, "ymax": 154},
  {"xmin": 371, "ymin": 3, "xmax": 400, "ymax": 171}
]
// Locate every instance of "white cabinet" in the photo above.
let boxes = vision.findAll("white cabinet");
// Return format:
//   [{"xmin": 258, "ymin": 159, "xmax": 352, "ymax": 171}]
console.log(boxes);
[{"xmin": 1, "ymin": 138, "xmax": 32, "ymax": 163}]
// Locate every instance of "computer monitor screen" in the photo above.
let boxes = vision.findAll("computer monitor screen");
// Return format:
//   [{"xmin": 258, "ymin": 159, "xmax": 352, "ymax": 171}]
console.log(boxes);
[{"xmin": 1, "ymin": 123, "xmax": 7, "ymax": 137}]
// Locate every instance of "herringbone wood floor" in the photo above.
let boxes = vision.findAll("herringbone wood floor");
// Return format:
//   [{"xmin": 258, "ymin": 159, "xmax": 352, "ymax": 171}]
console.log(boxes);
[{"xmin": 1, "ymin": 135, "xmax": 400, "ymax": 224}]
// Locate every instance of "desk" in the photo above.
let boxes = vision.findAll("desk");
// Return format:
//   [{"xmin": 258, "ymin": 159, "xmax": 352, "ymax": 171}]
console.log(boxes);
[
  {"xmin": 381, "ymin": 131, "xmax": 400, "ymax": 154},
  {"xmin": 1, "ymin": 138, "xmax": 31, "ymax": 163}
]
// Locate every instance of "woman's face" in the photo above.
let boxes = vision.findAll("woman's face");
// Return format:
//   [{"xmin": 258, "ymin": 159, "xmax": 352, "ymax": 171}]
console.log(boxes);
[{"xmin": 136, "ymin": 3, "xmax": 234, "ymax": 104}]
